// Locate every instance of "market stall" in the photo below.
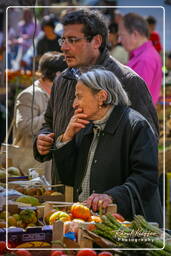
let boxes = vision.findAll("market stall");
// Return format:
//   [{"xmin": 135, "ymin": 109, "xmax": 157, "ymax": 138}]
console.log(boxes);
[{"xmin": 0, "ymin": 71, "xmax": 170, "ymax": 255}]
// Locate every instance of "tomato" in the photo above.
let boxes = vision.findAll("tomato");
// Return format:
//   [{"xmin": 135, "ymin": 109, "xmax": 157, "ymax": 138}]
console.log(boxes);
[
  {"xmin": 76, "ymin": 250, "xmax": 97, "ymax": 256},
  {"xmin": 71, "ymin": 203, "xmax": 91, "ymax": 221},
  {"xmin": 15, "ymin": 250, "xmax": 32, "ymax": 256},
  {"xmin": 98, "ymin": 252, "xmax": 113, "ymax": 256},
  {"xmin": 50, "ymin": 251, "xmax": 64, "ymax": 256},
  {"xmin": 112, "ymin": 213, "xmax": 125, "ymax": 222},
  {"xmin": 0, "ymin": 241, "xmax": 6, "ymax": 254},
  {"xmin": 49, "ymin": 211, "xmax": 71, "ymax": 224}
]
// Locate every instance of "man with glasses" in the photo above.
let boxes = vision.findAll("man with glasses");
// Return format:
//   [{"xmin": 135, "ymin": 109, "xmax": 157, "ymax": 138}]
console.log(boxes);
[{"xmin": 33, "ymin": 9, "xmax": 159, "ymax": 186}]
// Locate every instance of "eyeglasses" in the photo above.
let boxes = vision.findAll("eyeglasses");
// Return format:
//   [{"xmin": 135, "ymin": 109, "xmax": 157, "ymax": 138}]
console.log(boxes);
[{"xmin": 58, "ymin": 37, "xmax": 88, "ymax": 46}]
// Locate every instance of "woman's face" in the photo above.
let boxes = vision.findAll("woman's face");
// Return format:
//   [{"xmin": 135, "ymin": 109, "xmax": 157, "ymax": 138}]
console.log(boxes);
[{"xmin": 73, "ymin": 81, "xmax": 101, "ymax": 121}]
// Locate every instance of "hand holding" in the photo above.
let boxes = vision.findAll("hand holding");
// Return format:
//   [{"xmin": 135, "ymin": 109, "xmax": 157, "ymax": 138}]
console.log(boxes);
[
  {"xmin": 36, "ymin": 133, "xmax": 55, "ymax": 155},
  {"xmin": 85, "ymin": 193, "xmax": 113, "ymax": 212}
]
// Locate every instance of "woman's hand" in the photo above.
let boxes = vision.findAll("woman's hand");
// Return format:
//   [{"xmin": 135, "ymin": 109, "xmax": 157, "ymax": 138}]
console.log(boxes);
[
  {"xmin": 62, "ymin": 108, "xmax": 90, "ymax": 142},
  {"xmin": 85, "ymin": 193, "xmax": 113, "ymax": 212}
]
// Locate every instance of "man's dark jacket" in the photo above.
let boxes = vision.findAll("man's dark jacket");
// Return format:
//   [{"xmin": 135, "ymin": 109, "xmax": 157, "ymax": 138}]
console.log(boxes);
[
  {"xmin": 53, "ymin": 105, "xmax": 162, "ymax": 224},
  {"xmin": 33, "ymin": 48, "xmax": 159, "ymax": 184}
]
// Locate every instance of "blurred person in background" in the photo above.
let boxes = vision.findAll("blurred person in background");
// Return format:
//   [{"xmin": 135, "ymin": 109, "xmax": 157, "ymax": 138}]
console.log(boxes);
[
  {"xmin": 8, "ymin": 8, "xmax": 23, "ymax": 33},
  {"xmin": 146, "ymin": 15, "xmax": 162, "ymax": 54},
  {"xmin": 21, "ymin": 14, "xmax": 62, "ymax": 70},
  {"xmin": 13, "ymin": 52, "xmax": 67, "ymax": 181},
  {"xmin": 36, "ymin": 15, "xmax": 61, "ymax": 57},
  {"xmin": 8, "ymin": 8, "xmax": 40, "ymax": 70},
  {"xmin": 108, "ymin": 22, "xmax": 128, "ymax": 64},
  {"xmin": 119, "ymin": 12, "xmax": 162, "ymax": 105},
  {"xmin": 33, "ymin": 9, "xmax": 159, "ymax": 186},
  {"xmin": 16, "ymin": 8, "xmax": 40, "ymax": 52}
]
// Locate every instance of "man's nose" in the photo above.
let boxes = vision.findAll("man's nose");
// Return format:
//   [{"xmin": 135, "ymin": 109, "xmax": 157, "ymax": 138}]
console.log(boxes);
[{"xmin": 61, "ymin": 40, "xmax": 70, "ymax": 51}]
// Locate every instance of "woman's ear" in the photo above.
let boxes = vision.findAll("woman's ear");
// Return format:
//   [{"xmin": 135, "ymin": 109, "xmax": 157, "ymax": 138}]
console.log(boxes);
[{"xmin": 98, "ymin": 90, "xmax": 108, "ymax": 105}]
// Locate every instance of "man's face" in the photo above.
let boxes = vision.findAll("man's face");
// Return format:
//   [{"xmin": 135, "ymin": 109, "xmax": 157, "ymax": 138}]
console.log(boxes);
[
  {"xmin": 61, "ymin": 24, "xmax": 99, "ymax": 68},
  {"xmin": 119, "ymin": 21, "xmax": 136, "ymax": 52}
]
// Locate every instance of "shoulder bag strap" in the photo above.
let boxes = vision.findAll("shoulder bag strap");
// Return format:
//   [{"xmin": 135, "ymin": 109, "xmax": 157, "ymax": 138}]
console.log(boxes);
[{"xmin": 124, "ymin": 182, "xmax": 147, "ymax": 219}]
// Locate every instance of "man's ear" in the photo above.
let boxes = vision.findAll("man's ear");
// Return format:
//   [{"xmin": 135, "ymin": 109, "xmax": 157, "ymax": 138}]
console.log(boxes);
[
  {"xmin": 92, "ymin": 34, "xmax": 103, "ymax": 49},
  {"xmin": 132, "ymin": 30, "xmax": 139, "ymax": 39}
]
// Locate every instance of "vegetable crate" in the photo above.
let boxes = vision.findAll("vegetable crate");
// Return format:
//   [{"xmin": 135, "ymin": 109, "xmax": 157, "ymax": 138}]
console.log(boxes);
[
  {"xmin": 0, "ymin": 202, "xmax": 117, "ymax": 249},
  {"xmin": 37, "ymin": 201, "xmax": 117, "ymax": 248},
  {"xmin": 38, "ymin": 201, "xmax": 117, "ymax": 221}
]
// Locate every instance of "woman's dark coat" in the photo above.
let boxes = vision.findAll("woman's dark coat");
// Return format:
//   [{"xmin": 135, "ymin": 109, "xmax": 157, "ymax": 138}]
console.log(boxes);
[{"xmin": 54, "ymin": 105, "xmax": 161, "ymax": 223}]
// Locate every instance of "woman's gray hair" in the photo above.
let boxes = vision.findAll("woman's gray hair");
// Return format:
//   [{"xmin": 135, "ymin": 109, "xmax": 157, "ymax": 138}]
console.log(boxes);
[{"xmin": 79, "ymin": 68, "xmax": 131, "ymax": 106}]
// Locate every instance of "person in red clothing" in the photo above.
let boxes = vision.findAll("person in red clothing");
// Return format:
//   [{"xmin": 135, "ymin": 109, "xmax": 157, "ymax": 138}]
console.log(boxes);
[{"xmin": 146, "ymin": 16, "xmax": 162, "ymax": 54}]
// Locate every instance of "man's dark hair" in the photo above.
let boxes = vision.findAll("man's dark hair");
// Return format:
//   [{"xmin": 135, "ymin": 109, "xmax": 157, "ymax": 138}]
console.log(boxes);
[
  {"xmin": 123, "ymin": 13, "xmax": 149, "ymax": 38},
  {"xmin": 61, "ymin": 9, "xmax": 108, "ymax": 52},
  {"xmin": 38, "ymin": 52, "xmax": 67, "ymax": 81},
  {"xmin": 146, "ymin": 16, "xmax": 157, "ymax": 25},
  {"xmin": 41, "ymin": 15, "xmax": 55, "ymax": 30}
]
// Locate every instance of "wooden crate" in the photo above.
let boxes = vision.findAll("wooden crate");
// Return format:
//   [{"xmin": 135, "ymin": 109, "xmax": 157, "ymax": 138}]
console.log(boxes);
[
  {"xmin": 39, "ymin": 201, "xmax": 117, "ymax": 221},
  {"xmin": 52, "ymin": 220, "xmax": 93, "ymax": 248},
  {"xmin": 37, "ymin": 201, "xmax": 117, "ymax": 248}
]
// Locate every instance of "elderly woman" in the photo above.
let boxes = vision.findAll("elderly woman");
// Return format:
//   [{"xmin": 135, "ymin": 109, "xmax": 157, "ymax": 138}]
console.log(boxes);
[{"xmin": 54, "ymin": 68, "xmax": 162, "ymax": 224}]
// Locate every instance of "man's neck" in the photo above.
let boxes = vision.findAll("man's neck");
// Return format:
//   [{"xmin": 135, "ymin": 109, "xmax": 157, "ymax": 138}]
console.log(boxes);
[
  {"xmin": 135, "ymin": 37, "xmax": 148, "ymax": 49},
  {"xmin": 79, "ymin": 50, "xmax": 101, "ymax": 72}
]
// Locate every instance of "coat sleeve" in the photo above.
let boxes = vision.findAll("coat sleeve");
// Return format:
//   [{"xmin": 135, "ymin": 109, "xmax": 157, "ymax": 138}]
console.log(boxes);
[
  {"xmin": 33, "ymin": 84, "xmax": 55, "ymax": 162},
  {"xmin": 53, "ymin": 139, "xmax": 78, "ymax": 186},
  {"xmin": 105, "ymin": 120, "xmax": 158, "ymax": 220}
]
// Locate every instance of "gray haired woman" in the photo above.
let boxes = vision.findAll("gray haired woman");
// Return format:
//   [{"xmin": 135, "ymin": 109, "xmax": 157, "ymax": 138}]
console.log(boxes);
[{"xmin": 54, "ymin": 68, "xmax": 162, "ymax": 224}]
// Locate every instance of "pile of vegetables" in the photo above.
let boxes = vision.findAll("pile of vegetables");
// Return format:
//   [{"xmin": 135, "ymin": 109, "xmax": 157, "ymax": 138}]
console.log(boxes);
[
  {"xmin": 47, "ymin": 203, "xmax": 101, "ymax": 224},
  {"xmin": 92, "ymin": 214, "xmax": 171, "ymax": 255}
]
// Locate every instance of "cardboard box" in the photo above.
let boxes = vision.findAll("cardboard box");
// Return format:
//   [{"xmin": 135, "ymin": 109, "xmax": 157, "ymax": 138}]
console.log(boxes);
[{"xmin": 0, "ymin": 226, "xmax": 52, "ymax": 247}]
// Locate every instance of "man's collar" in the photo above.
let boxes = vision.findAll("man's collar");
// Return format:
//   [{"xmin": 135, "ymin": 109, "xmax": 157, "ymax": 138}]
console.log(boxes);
[
  {"xmin": 95, "ymin": 47, "xmax": 110, "ymax": 66},
  {"xmin": 62, "ymin": 68, "xmax": 78, "ymax": 80}
]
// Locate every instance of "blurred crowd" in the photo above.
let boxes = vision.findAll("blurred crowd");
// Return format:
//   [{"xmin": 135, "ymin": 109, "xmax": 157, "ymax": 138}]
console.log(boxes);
[
  {"xmin": 0, "ymin": 3, "xmax": 170, "ymax": 148},
  {"xmin": 0, "ymin": 6, "xmax": 166, "ymax": 70}
]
